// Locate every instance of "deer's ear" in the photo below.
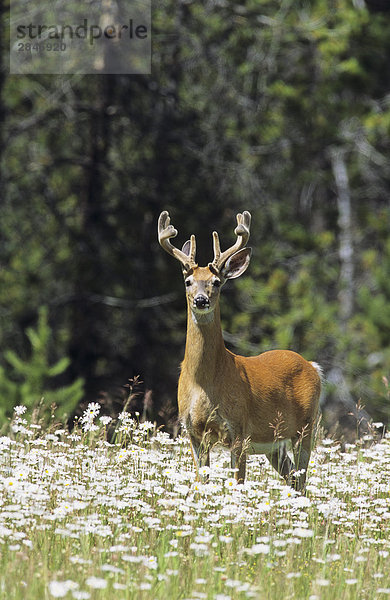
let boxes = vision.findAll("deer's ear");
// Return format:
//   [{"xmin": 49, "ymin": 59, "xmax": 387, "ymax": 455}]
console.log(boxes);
[
  {"xmin": 221, "ymin": 248, "xmax": 251, "ymax": 280},
  {"xmin": 181, "ymin": 240, "xmax": 192, "ymax": 256}
]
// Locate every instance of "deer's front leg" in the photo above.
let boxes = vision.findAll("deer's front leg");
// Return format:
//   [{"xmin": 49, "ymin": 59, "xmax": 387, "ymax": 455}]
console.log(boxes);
[
  {"xmin": 231, "ymin": 440, "xmax": 246, "ymax": 484},
  {"xmin": 266, "ymin": 443, "xmax": 296, "ymax": 487},
  {"xmin": 190, "ymin": 435, "xmax": 210, "ymax": 481}
]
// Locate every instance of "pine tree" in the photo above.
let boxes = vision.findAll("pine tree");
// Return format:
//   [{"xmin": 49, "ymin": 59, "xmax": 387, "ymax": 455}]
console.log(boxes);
[{"xmin": 0, "ymin": 307, "xmax": 84, "ymax": 424}]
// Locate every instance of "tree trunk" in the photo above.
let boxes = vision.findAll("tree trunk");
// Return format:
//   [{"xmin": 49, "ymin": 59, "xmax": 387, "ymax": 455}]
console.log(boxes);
[
  {"xmin": 324, "ymin": 148, "xmax": 372, "ymax": 441},
  {"xmin": 68, "ymin": 76, "xmax": 114, "ymax": 402},
  {"xmin": 331, "ymin": 148, "xmax": 354, "ymax": 326}
]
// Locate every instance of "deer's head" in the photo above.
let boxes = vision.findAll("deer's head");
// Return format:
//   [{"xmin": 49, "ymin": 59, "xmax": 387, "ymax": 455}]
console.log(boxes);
[{"xmin": 158, "ymin": 211, "xmax": 252, "ymax": 316}]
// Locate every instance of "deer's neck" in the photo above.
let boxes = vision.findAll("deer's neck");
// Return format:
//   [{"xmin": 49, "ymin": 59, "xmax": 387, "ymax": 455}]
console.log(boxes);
[{"xmin": 183, "ymin": 302, "xmax": 226, "ymax": 385}]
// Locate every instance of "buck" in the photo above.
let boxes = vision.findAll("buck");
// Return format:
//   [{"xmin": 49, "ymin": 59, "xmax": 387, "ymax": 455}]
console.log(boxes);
[{"xmin": 158, "ymin": 210, "xmax": 321, "ymax": 491}]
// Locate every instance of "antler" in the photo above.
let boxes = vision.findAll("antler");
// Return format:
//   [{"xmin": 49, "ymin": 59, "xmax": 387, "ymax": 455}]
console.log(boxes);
[
  {"xmin": 211, "ymin": 211, "xmax": 251, "ymax": 270},
  {"xmin": 158, "ymin": 211, "xmax": 197, "ymax": 271}
]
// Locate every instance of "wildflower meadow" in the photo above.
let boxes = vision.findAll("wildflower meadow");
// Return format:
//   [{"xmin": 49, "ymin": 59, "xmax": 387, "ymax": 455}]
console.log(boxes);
[{"xmin": 1, "ymin": 404, "xmax": 390, "ymax": 600}]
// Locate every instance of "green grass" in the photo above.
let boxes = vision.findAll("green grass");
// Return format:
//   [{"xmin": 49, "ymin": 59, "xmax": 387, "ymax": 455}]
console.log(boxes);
[{"xmin": 0, "ymin": 405, "xmax": 389, "ymax": 599}]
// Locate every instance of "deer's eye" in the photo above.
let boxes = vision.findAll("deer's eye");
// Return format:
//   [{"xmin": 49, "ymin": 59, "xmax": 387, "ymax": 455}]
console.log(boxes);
[
  {"xmin": 213, "ymin": 279, "xmax": 221, "ymax": 287},
  {"xmin": 185, "ymin": 279, "xmax": 192, "ymax": 287}
]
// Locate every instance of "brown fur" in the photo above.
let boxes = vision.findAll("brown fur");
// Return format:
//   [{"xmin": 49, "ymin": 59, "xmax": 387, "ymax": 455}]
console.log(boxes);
[{"xmin": 178, "ymin": 267, "xmax": 321, "ymax": 491}]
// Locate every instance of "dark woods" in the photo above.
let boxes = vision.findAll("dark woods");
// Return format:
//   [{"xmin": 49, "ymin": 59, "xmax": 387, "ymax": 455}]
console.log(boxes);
[{"xmin": 1, "ymin": 1, "xmax": 390, "ymax": 434}]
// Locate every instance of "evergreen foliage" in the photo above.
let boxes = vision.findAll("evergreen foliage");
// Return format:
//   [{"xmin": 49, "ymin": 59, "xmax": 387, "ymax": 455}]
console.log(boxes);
[{"xmin": 0, "ymin": 307, "xmax": 84, "ymax": 423}]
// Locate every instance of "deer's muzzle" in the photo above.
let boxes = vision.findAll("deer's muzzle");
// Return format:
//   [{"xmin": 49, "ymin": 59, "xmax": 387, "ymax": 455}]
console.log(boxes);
[{"xmin": 194, "ymin": 294, "xmax": 210, "ymax": 310}]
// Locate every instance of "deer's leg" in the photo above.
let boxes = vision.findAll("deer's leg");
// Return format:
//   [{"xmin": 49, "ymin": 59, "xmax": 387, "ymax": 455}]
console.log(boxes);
[
  {"xmin": 190, "ymin": 435, "xmax": 210, "ymax": 481},
  {"xmin": 231, "ymin": 441, "xmax": 246, "ymax": 484},
  {"xmin": 266, "ymin": 442, "xmax": 295, "ymax": 486},
  {"xmin": 291, "ymin": 433, "xmax": 312, "ymax": 492}
]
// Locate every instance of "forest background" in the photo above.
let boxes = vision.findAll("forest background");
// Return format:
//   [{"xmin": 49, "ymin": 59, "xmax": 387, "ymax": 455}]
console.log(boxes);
[{"xmin": 1, "ymin": 0, "xmax": 389, "ymax": 436}]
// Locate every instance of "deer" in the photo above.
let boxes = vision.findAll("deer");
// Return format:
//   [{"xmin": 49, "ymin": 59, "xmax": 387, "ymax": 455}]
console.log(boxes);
[{"xmin": 158, "ymin": 210, "xmax": 322, "ymax": 492}]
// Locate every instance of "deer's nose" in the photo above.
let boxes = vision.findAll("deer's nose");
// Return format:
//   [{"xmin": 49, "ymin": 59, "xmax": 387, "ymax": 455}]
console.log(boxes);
[{"xmin": 194, "ymin": 294, "xmax": 209, "ymax": 309}]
